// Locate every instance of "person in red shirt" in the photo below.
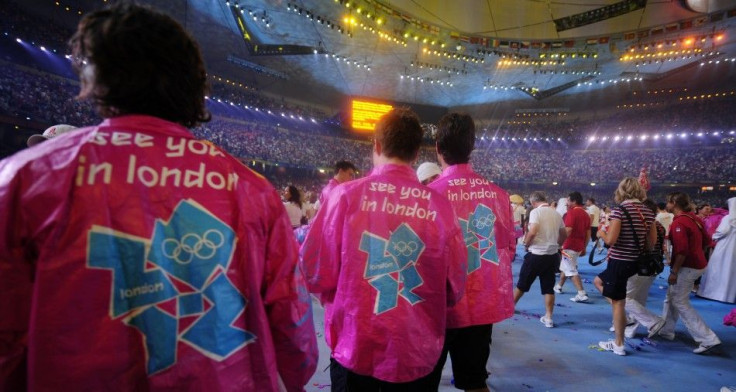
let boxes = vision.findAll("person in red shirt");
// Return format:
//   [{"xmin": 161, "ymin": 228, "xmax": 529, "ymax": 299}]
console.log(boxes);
[
  {"xmin": 554, "ymin": 191, "xmax": 591, "ymax": 302},
  {"xmin": 657, "ymin": 192, "xmax": 721, "ymax": 354}
]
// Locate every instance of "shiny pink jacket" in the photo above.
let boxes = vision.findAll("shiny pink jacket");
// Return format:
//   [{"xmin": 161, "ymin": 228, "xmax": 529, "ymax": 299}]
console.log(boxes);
[
  {"xmin": 0, "ymin": 115, "xmax": 317, "ymax": 391},
  {"xmin": 429, "ymin": 164, "xmax": 515, "ymax": 328},
  {"xmin": 300, "ymin": 164, "xmax": 466, "ymax": 383},
  {"xmin": 319, "ymin": 178, "xmax": 341, "ymax": 206}
]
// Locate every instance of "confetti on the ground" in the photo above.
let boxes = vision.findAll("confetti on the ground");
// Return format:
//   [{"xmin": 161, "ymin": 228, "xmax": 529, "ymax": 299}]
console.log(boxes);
[
  {"xmin": 522, "ymin": 383, "xmax": 534, "ymax": 389},
  {"xmin": 642, "ymin": 338, "xmax": 657, "ymax": 347},
  {"xmin": 588, "ymin": 344, "xmax": 606, "ymax": 352},
  {"xmin": 538, "ymin": 358, "xmax": 543, "ymax": 362}
]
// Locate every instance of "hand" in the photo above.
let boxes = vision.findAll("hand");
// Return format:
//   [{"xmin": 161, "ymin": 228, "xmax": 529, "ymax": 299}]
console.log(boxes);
[{"xmin": 668, "ymin": 272, "xmax": 677, "ymax": 285}]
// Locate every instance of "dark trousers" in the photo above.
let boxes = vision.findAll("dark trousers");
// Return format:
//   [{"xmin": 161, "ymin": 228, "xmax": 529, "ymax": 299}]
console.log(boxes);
[
  {"xmin": 330, "ymin": 358, "xmax": 437, "ymax": 392},
  {"xmin": 426, "ymin": 324, "xmax": 493, "ymax": 390}
]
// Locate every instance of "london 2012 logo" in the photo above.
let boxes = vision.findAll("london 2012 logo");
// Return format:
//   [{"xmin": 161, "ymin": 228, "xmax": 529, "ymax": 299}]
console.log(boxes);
[
  {"xmin": 359, "ymin": 223, "xmax": 425, "ymax": 315},
  {"xmin": 459, "ymin": 204, "xmax": 499, "ymax": 274},
  {"xmin": 87, "ymin": 199, "xmax": 253, "ymax": 375}
]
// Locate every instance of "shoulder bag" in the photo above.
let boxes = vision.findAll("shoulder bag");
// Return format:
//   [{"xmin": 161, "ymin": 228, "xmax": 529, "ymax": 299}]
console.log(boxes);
[{"xmin": 620, "ymin": 204, "xmax": 664, "ymax": 276}]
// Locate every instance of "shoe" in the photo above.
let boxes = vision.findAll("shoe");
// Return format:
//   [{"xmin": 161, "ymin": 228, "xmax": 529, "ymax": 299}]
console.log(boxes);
[
  {"xmin": 599, "ymin": 340, "xmax": 626, "ymax": 356},
  {"xmin": 624, "ymin": 323, "xmax": 637, "ymax": 339},
  {"xmin": 553, "ymin": 285, "xmax": 563, "ymax": 294},
  {"xmin": 609, "ymin": 317, "xmax": 636, "ymax": 332},
  {"xmin": 658, "ymin": 331, "xmax": 675, "ymax": 341},
  {"xmin": 647, "ymin": 319, "xmax": 666, "ymax": 339},
  {"xmin": 720, "ymin": 386, "xmax": 736, "ymax": 392},
  {"xmin": 693, "ymin": 342, "xmax": 721, "ymax": 355},
  {"xmin": 570, "ymin": 293, "xmax": 589, "ymax": 303},
  {"xmin": 540, "ymin": 316, "xmax": 554, "ymax": 328}
]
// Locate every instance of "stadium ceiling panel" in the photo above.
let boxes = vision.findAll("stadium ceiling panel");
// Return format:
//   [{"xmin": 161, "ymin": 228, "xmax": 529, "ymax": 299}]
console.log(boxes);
[{"xmin": 16, "ymin": 0, "xmax": 736, "ymax": 112}]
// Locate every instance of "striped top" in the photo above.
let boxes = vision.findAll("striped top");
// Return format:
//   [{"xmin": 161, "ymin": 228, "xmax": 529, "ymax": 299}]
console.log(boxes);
[{"xmin": 609, "ymin": 200, "xmax": 655, "ymax": 262}]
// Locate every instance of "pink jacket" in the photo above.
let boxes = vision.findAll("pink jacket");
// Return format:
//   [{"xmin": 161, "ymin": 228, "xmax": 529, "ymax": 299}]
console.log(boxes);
[
  {"xmin": 300, "ymin": 163, "xmax": 466, "ymax": 382},
  {"xmin": 429, "ymin": 164, "xmax": 515, "ymax": 328},
  {"xmin": 0, "ymin": 115, "xmax": 317, "ymax": 391},
  {"xmin": 319, "ymin": 178, "xmax": 341, "ymax": 206}
]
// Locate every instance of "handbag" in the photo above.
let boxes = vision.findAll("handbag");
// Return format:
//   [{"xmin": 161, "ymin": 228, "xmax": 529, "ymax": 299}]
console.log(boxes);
[{"xmin": 620, "ymin": 204, "xmax": 664, "ymax": 276}]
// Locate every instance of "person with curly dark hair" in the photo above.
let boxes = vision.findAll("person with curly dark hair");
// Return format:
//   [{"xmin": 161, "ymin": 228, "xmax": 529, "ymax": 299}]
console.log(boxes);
[
  {"xmin": 69, "ymin": 2, "xmax": 210, "ymax": 127},
  {"xmin": 283, "ymin": 185, "xmax": 305, "ymax": 228},
  {"xmin": 0, "ymin": 3, "xmax": 316, "ymax": 390}
]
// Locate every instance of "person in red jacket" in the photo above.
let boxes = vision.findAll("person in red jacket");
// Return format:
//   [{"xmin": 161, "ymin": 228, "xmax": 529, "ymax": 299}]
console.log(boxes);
[
  {"xmin": 657, "ymin": 192, "xmax": 721, "ymax": 354},
  {"xmin": 0, "ymin": 3, "xmax": 317, "ymax": 390}
]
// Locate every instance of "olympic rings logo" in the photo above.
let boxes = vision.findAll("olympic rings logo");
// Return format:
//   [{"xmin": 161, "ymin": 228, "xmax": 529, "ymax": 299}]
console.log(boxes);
[
  {"xmin": 471, "ymin": 215, "xmax": 494, "ymax": 229},
  {"xmin": 162, "ymin": 229, "xmax": 225, "ymax": 265},
  {"xmin": 392, "ymin": 241, "xmax": 419, "ymax": 256}
]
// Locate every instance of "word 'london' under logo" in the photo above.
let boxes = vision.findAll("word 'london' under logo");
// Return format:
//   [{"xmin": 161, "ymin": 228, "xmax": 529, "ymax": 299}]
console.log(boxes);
[
  {"xmin": 359, "ymin": 223, "xmax": 426, "ymax": 314},
  {"xmin": 87, "ymin": 200, "xmax": 253, "ymax": 374}
]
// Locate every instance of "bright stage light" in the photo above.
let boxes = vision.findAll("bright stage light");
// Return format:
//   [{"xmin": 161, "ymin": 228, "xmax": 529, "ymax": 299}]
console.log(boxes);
[
  {"xmin": 666, "ymin": 133, "xmax": 673, "ymax": 139},
  {"xmin": 626, "ymin": 135, "xmax": 633, "ymax": 141},
  {"xmin": 614, "ymin": 136, "xmax": 621, "ymax": 141}
]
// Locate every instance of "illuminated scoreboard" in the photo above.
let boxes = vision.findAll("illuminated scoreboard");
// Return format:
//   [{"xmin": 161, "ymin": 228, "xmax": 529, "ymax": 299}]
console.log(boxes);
[{"xmin": 351, "ymin": 99, "xmax": 393, "ymax": 132}]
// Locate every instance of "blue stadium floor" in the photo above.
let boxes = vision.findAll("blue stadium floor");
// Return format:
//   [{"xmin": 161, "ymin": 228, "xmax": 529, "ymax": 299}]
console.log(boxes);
[{"xmin": 305, "ymin": 242, "xmax": 735, "ymax": 391}]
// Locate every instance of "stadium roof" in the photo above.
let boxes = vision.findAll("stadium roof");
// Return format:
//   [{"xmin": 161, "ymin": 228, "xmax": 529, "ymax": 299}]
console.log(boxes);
[{"xmin": 16, "ymin": 0, "xmax": 736, "ymax": 114}]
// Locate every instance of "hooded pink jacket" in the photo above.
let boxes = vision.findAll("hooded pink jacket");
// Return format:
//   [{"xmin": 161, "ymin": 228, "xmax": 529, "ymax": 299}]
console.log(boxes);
[
  {"xmin": 0, "ymin": 115, "xmax": 317, "ymax": 391},
  {"xmin": 300, "ymin": 163, "xmax": 466, "ymax": 383},
  {"xmin": 429, "ymin": 164, "xmax": 515, "ymax": 328}
]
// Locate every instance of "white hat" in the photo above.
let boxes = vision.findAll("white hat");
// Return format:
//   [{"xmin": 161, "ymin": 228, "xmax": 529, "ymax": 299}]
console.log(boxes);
[
  {"xmin": 27, "ymin": 124, "xmax": 78, "ymax": 147},
  {"xmin": 416, "ymin": 162, "xmax": 442, "ymax": 183}
]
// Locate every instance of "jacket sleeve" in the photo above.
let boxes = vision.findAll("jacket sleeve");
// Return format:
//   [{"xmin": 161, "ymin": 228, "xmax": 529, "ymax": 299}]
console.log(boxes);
[
  {"xmin": 444, "ymin": 217, "xmax": 467, "ymax": 307},
  {"xmin": 669, "ymin": 220, "xmax": 689, "ymax": 257},
  {"xmin": 712, "ymin": 217, "xmax": 732, "ymax": 242},
  {"xmin": 0, "ymin": 158, "xmax": 33, "ymax": 391},
  {"xmin": 507, "ymin": 202, "xmax": 516, "ymax": 251},
  {"xmin": 263, "ymin": 193, "xmax": 318, "ymax": 392},
  {"xmin": 299, "ymin": 188, "xmax": 346, "ymax": 299}
]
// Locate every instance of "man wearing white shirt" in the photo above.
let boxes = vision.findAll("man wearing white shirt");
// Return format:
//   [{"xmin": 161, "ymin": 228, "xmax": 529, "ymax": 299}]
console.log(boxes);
[
  {"xmin": 586, "ymin": 198, "xmax": 601, "ymax": 242},
  {"xmin": 656, "ymin": 202, "xmax": 674, "ymax": 235},
  {"xmin": 514, "ymin": 191, "xmax": 567, "ymax": 328}
]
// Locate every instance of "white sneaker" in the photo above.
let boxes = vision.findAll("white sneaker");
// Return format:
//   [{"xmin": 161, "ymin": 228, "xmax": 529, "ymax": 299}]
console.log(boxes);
[
  {"xmin": 553, "ymin": 285, "xmax": 563, "ymax": 294},
  {"xmin": 693, "ymin": 342, "xmax": 721, "ymax": 355},
  {"xmin": 540, "ymin": 316, "xmax": 554, "ymax": 328},
  {"xmin": 647, "ymin": 318, "xmax": 666, "ymax": 339},
  {"xmin": 658, "ymin": 331, "xmax": 675, "ymax": 341},
  {"xmin": 624, "ymin": 323, "xmax": 638, "ymax": 338},
  {"xmin": 609, "ymin": 317, "xmax": 636, "ymax": 332},
  {"xmin": 599, "ymin": 340, "xmax": 626, "ymax": 356},
  {"xmin": 570, "ymin": 293, "xmax": 589, "ymax": 303}
]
